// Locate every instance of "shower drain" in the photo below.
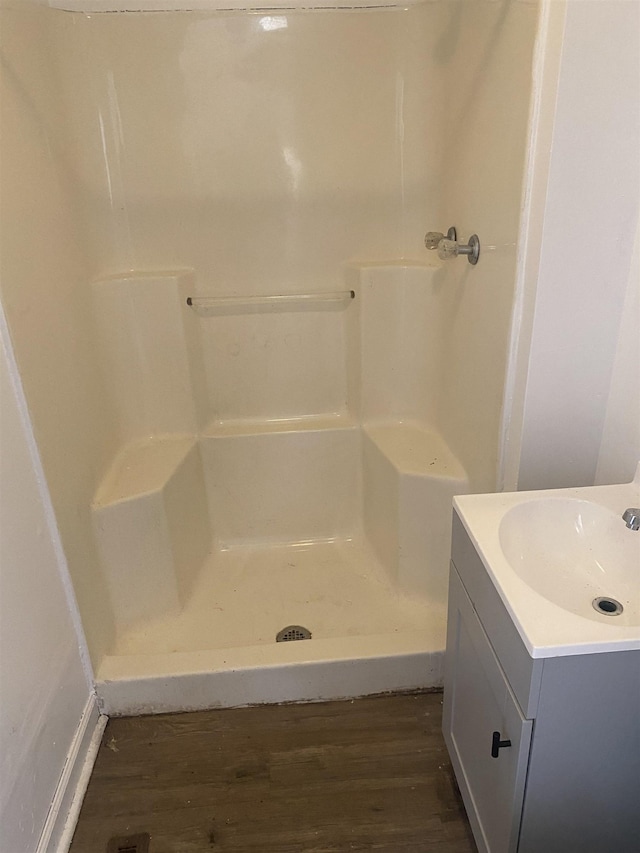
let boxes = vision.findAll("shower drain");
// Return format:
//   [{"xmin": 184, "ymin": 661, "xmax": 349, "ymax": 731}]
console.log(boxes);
[{"xmin": 276, "ymin": 625, "xmax": 312, "ymax": 642}]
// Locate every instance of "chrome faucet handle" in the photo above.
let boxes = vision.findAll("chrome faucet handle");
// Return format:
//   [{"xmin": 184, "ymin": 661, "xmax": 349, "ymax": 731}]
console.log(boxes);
[
  {"xmin": 622, "ymin": 508, "xmax": 640, "ymax": 530},
  {"xmin": 425, "ymin": 226, "xmax": 457, "ymax": 250},
  {"xmin": 437, "ymin": 238, "xmax": 459, "ymax": 260},
  {"xmin": 437, "ymin": 233, "xmax": 481, "ymax": 265}
]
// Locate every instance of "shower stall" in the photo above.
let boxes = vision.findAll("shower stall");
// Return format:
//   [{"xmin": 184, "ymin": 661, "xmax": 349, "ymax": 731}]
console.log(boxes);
[{"xmin": 0, "ymin": 0, "xmax": 540, "ymax": 713}]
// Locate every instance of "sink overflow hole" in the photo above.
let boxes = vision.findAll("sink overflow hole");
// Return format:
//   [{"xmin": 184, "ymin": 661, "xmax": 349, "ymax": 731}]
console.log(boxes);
[
  {"xmin": 276, "ymin": 625, "xmax": 312, "ymax": 642},
  {"xmin": 592, "ymin": 597, "xmax": 624, "ymax": 616}
]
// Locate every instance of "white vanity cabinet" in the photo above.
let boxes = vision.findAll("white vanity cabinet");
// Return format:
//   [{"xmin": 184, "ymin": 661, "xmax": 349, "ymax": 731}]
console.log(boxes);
[{"xmin": 443, "ymin": 512, "xmax": 640, "ymax": 853}]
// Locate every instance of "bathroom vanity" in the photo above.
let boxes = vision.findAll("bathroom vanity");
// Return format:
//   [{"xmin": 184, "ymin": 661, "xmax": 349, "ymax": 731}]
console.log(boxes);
[{"xmin": 443, "ymin": 474, "xmax": 640, "ymax": 853}]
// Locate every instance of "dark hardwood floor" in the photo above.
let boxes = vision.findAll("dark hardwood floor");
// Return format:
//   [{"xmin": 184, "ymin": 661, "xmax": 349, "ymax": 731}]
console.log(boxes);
[{"xmin": 70, "ymin": 691, "xmax": 476, "ymax": 853}]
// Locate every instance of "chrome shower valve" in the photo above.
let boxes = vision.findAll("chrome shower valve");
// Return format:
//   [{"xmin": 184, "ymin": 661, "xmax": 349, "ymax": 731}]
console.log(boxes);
[
  {"xmin": 424, "ymin": 226, "xmax": 457, "ymax": 250},
  {"xmin": 437, "ymin": 233, "xmax": 480, "ymax": 265},
  {"xmin": 425, "ymin": 227, "xmax": 480, "ymax": 265}
]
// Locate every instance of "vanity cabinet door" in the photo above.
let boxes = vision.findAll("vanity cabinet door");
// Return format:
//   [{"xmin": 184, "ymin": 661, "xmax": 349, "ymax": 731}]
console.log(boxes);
[{"xmin": 443, "ymin": 568, "xmax": 533, "ymax": 853}]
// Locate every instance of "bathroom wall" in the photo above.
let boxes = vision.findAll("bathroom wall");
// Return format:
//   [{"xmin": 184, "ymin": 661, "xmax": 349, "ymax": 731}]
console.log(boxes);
[
  {"xmin": 50, "ymin": 5, "xmax": 444, "ymax": 290},
  {"xmin": 46, "ymin": 1, "xmax": 539, "ymax": 484},
  {"xmin": 595, "ymin": 221, "xmax": 640, "ymax": 485},
  {"xmin": 433, "ymin": 0, "xmax": 540, "ymax": 492},
  {"xmin": 0, "ymin": 307, "xmax": 90, "ymax": 852},
  {"xmin": 0, "ymin": 0, "xmax": 119, "ymax": 660},
  {"xmin": 514, "ymin": 0, "xmax": 640, "ymax": 490}
]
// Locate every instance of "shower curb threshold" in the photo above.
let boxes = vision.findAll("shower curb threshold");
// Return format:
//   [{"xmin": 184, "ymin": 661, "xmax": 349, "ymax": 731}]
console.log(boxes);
[{"xmin": 95, "ymin": 629, "xmax": 443, "ymax": 716}]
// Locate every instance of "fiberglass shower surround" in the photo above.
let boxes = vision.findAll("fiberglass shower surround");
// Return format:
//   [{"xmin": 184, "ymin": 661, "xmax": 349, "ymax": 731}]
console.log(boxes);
[
  {"xmin": 1, "ymin": 0, "xmax": 539, "ymax": 713},
  {"xmin": 91, "ymin": 264, "xmax": 468, "ymax": 650}
]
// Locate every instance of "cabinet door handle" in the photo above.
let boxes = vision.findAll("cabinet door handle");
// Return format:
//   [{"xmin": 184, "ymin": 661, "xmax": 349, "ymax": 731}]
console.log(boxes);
[{"xmin": 491, "ymin": 731, "xmax": 512, "ymax": 758}]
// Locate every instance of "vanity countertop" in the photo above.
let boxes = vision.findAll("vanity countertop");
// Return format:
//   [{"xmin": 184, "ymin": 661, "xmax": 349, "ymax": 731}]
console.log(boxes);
[{"xmin": 453, "ymin": 464, "xmax": 640, "ymax": 658}]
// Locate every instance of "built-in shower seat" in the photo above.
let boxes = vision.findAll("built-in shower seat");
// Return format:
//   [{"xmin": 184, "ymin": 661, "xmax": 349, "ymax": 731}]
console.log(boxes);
[
  {"xmin": 91, "ymin": 435, "xmax": 211, "ymax": 630},
  {"xmin": 89, "ymin": 260, "xmax": 470, "ymax": 656},
  {"xmin": 363, "ymin": 422, "xmax": 468, "ymax": 603}
]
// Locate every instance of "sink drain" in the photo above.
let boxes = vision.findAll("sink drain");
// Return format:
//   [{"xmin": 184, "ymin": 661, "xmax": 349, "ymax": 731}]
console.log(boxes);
[
  {"xmin": 592, "ymin": 597, "xmax": 624, "ymax": 616},
  {"xmin": 276, "ymin": 625, "xmax": 312, "ymax": 642}
]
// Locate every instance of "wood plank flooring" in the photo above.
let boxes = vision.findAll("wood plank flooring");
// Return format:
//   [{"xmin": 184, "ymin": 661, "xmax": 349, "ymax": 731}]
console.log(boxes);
[{"xmin": 70, "ymin": 692, "xmax": 476, "ymax": 853}]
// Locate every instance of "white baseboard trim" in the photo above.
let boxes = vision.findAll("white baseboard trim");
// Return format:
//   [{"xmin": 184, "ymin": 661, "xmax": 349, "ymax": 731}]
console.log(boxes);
[{"xmin": 36, "ymin": 694, "xmax": 108, "ymax": 853}]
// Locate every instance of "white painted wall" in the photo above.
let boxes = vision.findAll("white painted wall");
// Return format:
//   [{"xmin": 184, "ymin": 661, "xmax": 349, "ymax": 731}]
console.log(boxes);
[
  {"xmin": 514, "ymin": 0, "xmax": 640, "ymax": 490},
  {"xmin": 0, "ymin": 307, "xmax": 91, "ymax": 852},
  {"xmin": 595, "ymin": 221, "xmax": 640, "ymax": 485}
]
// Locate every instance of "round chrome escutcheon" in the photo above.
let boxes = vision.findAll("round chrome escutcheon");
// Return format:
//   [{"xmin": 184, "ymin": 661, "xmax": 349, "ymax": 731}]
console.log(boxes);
[{"xmin": 592, "ymin": 597, "xmax": 624, "ymax": 616}]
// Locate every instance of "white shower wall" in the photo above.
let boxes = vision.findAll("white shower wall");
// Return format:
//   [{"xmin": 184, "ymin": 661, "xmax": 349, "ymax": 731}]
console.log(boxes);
[
  {"xmin": 0, "ymin": 0, "xmax": 540, "ymax": 698},
  {"xmin": 89, "ymin": 262, "xmax": 468, "ymax": 634},
  {"xmin": 437, "ymin": 0, "xmax": 539, "ymax": 491},
  {"xmin": 50, "ymin": 6, "xmax": 443, "ymax": 291},
  {"xmin": 0, "ymin": 0, "xmax": 119, "ymax": 663}
]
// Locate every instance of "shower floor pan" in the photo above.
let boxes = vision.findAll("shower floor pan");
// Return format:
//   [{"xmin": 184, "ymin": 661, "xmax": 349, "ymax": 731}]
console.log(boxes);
[
  {"xmin": 93, "ymin": 420, "xmax": 466, "ymax": 715},
  {"xmin": 96, "ymin": 536, "xmax": 446, "ymax": 716}
]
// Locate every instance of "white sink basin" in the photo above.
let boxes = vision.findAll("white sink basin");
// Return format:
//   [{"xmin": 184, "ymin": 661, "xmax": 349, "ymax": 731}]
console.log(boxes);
[
  {"xmin": 499, "ymin": 498, "xmax": 639, "ymax": 627},
  {"xmin": 453, "ymin": 464, "xmax": 640, "ymax": 657}
]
